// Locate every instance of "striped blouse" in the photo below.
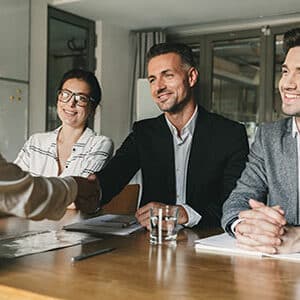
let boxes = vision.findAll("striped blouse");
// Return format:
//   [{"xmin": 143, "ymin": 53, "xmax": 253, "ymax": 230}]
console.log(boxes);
[{"xmin": 14, "ymin": 127, "xmax": 113, "ymax": 178}]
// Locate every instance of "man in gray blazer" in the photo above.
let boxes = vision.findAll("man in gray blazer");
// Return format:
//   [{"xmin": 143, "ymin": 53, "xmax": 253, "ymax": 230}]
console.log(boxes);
[{"xmin": 222, "ymin": 27, "xmax": 300, "ymax": 254}]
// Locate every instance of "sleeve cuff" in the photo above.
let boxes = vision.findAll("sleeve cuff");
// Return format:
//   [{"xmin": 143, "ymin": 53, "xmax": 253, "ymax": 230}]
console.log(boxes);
[
  {"xmin": 179, "ymin": 204, "xmax": 202, "ymax": 227},
  {"xmin": 230, "ymin": 218, "xmax": 245, "ymax": 236}
]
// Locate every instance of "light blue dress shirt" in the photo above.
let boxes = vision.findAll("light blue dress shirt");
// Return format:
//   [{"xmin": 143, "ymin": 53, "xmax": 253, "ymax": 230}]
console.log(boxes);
[{"xmin": 165, "ymin": 106, "xmax": 201, "ymax": 227}]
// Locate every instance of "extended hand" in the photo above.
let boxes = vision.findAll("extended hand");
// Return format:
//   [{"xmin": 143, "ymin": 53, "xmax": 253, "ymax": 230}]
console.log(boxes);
[
  {"xmin": 235, "ymin": 199, "xmax": 286, "ymax": 254},
  {"xmin": 73, "ymin": 176, "xmax": 101, "ymax": 214},
  {"xmin": 135, "ymin": 202, "xmax": 188, "ymax": 230}
]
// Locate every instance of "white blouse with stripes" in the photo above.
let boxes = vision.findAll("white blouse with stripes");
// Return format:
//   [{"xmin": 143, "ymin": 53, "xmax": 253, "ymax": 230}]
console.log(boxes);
[{"xmin": 14, "ymin": 127, "xmax": 113, "ymax": 178}]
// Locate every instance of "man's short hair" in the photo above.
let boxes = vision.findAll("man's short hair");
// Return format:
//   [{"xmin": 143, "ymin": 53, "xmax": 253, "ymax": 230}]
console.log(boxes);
[
  {"xmin": 146, "ymin": 42, "xmax": 197, "ymax": 68},
  {"xmin": 283, "ymin": 28, "xmax": 300, "ymax": 55}
]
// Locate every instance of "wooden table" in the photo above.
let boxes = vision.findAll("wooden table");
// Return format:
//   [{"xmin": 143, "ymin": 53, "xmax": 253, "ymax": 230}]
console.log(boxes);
[{"xmin": 0, "ymin": 211, "xmax": 300, "ymax": 300}]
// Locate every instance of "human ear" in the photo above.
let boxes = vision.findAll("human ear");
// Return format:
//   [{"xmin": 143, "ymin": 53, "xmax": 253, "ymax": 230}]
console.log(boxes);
[{"xmin": 188, "ymin": 67, "xmax": 198, "ymax": 88}]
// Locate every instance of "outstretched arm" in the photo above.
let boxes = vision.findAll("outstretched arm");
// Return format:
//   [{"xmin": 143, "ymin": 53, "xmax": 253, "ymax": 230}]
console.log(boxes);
[{"xmin": 0, "ymin": 154, "xmax": 100, "ymax": 220}]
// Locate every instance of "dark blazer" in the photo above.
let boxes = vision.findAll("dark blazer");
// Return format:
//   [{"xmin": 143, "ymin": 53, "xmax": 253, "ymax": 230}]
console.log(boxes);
[{"xmin": 97, "ymin": 106, "xmax": 249, "ymax": 228}]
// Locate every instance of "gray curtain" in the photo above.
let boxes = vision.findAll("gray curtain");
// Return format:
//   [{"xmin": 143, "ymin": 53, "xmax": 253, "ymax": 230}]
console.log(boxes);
[{"xmin": 129, "ymin": 30, "xmax": 166, "ymax": 125}]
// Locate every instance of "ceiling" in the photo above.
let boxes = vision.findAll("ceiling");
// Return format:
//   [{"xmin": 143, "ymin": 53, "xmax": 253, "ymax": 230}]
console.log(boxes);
[{"xmin": 52, "ymin": 0, "xmax": 300, "ymax": 30}]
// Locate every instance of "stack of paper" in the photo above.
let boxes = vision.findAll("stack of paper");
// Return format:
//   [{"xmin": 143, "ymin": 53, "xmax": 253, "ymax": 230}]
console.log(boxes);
[
  {"xmin": 64, "ymin": 214, "xmax": 143, "ymax": 236},
  {"xmin": 0, "ymin": 230, "xmax": 99, "ymax": 258},
  {"xmin": 194, "ymin": 233, "xmax": 300, "ymax": 262}
]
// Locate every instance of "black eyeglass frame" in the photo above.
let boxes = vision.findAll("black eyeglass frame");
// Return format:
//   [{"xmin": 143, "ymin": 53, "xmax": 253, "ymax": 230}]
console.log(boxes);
[{"xmin": 56, "ymin": 89, "xmax": 96, "ymax": 107}]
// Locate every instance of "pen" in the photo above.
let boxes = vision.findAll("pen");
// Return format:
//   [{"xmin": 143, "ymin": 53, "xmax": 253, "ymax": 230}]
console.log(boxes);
[
  {"xmin": 71, "ymin": 247, "xmax": 116, "ymax": 262},
  {"xmin": 94, "ymin": 220, "xmax": 136, "ymax": 228}
]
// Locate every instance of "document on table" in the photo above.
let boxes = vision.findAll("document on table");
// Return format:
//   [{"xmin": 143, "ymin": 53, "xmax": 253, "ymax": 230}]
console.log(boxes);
[
  {"xmin": 194, "ymin": 233, "xmax": 300, "ymax": 262},
  {"xmin": 0, "ymin": 230, "xmax": 100, "ymax": 258},
  {"xmin": 63, "ymin": 214, "xmax": 143, "ymax": 236}
]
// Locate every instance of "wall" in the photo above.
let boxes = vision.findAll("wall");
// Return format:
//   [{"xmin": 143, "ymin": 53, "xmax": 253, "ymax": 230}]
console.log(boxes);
[
  {"xmin": 0, "ymin": 0, "xmax": 30, "ymax": 161},
  {"xmin": 96, "ymin": 21, "xmax": 131, "ymax": 149}
]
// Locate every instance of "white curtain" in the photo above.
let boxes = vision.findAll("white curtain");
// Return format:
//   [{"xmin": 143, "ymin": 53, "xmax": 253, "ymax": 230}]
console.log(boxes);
[{"xmin": 129, "ymin": 30, "xmax": 166, "ymax": 125}]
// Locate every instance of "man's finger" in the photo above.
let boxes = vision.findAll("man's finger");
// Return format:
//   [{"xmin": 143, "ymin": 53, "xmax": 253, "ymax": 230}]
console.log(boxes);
[
  {"xmin": 136, "ymin": 202, "xmax": 164, "ymax": 217},
  {"xmin": 136, "ymin": 202, "xmax": 155, "ymax": 217},
  {"xmin": 236, "ymin": 232, "xmax": 280, "ymax": 251},
  {"xmin": 242, "ymin": 233, "xmax": 281, "ymax": 246},
  {"xmin": 236, "ymin": 219, "xmax": 283, "ymax": 237},
  {"xmin": 239, "ymin": 208, "xmax": 286, "ymax": 226},
  {"xmin": 87, "ymin": 174, "xmax": 96, "ymax": 181},
  {"xmin": 136, "ymin": 210, "xmax": 150, "ymax": 224},
  {"xmin": 249, "ymin": 199, "xmax": 265, "ymax": 208},
  {"xmin": 237, "ymin": 241, "xmax": 277, "ymax": 254},
  {"xmin": 249, "ymin": 199, "xmax": 285, "ymax": 220}
]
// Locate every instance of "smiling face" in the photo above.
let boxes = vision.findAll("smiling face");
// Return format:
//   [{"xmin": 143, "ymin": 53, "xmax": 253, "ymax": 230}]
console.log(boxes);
[
  {"xmin": 57, "ymin": 78, "xmax": 92, "ymax": 129},
  {"xmin": 279, "ymin": 47, "xmax": 300, "ymax": 117},
  {"xmin": 147, "ymin": 53, "xmax": 198, "ymax": 114}
]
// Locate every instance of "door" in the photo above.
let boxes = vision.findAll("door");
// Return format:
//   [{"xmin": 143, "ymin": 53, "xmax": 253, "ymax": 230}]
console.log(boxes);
[{"xmin": 47, "ymin": 6, "xmax": 96, "ymax": 131}]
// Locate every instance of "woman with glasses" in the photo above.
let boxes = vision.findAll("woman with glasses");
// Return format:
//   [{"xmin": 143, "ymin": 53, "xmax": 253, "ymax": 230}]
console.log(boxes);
[{"xmin": 15, "ymin": 69, "xmax": 113, "ymax": 208}]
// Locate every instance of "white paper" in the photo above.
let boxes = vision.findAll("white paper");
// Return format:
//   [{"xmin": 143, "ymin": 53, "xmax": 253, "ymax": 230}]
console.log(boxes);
[
  {"xmin": 195, "ymin": 233, "xmax": 300, "ymax": 262},
  {"xmin": 0, "ymin": 230, "xmax": 100, "ymax": 258}
]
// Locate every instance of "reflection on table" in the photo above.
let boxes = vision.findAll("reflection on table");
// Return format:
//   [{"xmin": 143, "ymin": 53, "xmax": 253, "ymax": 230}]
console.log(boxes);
[{"xmin": 0, "ymin": 211, "xmax": 300, "ymax": 300}]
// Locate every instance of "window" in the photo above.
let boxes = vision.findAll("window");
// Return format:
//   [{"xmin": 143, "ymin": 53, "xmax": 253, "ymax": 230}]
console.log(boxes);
[{"xmin": 169, "ymin": 23, "xmax": 300, "ymax": 143}]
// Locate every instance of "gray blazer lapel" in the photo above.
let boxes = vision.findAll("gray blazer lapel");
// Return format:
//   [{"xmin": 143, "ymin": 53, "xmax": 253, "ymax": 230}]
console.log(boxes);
[{"xmin": 281, "ymin": 119, "xmax": 299, "ymax": 224}]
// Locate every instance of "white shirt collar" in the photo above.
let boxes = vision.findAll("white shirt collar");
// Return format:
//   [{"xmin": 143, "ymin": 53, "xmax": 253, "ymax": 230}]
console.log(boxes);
[
  {"xmin": 292, "ymin": 117, "xmax": 299, "ymax": 138},
  {"xmin": 165, "ymin": 105, "xmax": 198, "ymax": 138},
  {"xmin": 52, "ymin": 126, "xmax": 95, "ymax": 144}
]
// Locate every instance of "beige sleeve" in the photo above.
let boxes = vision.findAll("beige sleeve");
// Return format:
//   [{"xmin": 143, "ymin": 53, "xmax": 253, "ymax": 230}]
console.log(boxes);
[{"xmin": 0, "ymin": 154, "xmax": 77, "ymax": 220}]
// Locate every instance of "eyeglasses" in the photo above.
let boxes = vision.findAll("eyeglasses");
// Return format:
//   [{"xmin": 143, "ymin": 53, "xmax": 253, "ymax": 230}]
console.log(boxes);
[{"xmin": 57, "ymin": 89, "xmax": 96, "ymax": 107}]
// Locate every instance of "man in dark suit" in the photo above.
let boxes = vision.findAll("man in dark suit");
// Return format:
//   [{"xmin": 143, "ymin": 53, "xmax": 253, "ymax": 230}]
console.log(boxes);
[{"xmin": 97, "ymin": 42, "xmax": 249, "ymax": 229}]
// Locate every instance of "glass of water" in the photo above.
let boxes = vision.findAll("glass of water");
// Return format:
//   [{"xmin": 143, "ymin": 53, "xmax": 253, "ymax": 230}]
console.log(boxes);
[{"xmin": 149, "ymin": 206, "xmax": 178, "ymax": 244}]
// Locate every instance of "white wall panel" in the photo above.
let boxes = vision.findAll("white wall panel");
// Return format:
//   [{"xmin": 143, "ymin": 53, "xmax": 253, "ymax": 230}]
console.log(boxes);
[
  {"xmin": 0, "ymin": 80, "xmax": 28, "ymax": 161},
  {"xmin": 136, "ymin": 78, "xmax": 161, "ymax": 121},
  {"xmin": 0, "ymin": 0, "xmax": 29, "ymax": 81}
]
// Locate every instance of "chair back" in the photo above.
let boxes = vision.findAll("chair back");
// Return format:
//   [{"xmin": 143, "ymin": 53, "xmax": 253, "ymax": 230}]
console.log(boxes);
[{"xmin": 101, "ymin": 184, "xmax": 140, "ymax": 214}]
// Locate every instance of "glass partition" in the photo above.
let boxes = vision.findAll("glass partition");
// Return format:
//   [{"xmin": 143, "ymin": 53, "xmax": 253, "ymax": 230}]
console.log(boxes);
[{"xmin": 211, "ymin": 38, "xmax": 260, "ymax": 143}]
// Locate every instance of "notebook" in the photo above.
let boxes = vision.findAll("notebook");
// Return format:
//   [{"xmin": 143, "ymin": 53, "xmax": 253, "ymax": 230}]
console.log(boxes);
[{"xmin": 64, "ymin": 214, "xmax": 143, "ymax": 236}]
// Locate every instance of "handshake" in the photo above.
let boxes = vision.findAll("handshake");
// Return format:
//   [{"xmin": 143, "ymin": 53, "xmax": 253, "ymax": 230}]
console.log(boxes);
[{"xmin": 73, "ymin": 175, "xmax": 101, "ymax": 214}]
